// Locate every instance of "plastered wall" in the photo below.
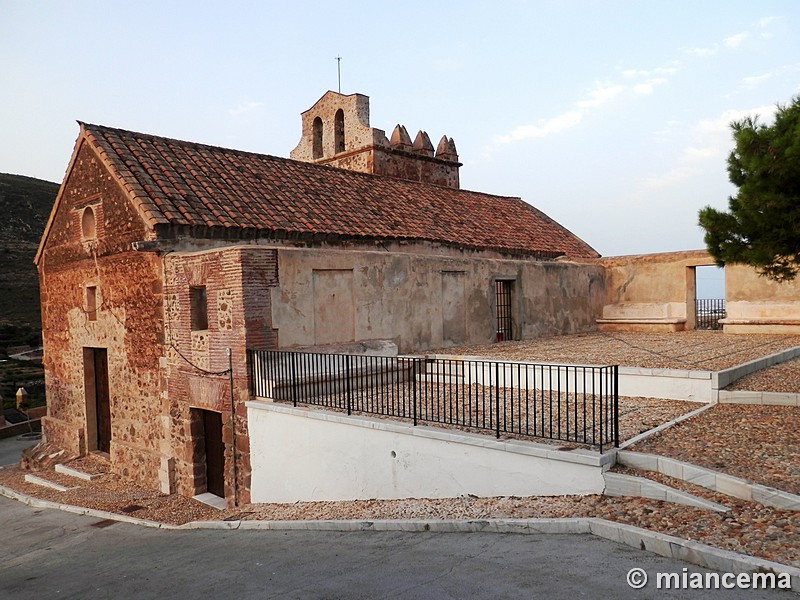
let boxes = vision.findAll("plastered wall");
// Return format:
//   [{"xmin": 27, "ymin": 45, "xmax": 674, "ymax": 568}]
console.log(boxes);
[{"xmin": 270, "ymin": 247, "xmax": 605, "ymax": 353}]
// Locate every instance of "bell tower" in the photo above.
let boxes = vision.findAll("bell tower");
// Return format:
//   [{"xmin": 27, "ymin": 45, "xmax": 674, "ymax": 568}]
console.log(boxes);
[{"xmin": 290, "ymin": 91, "xmax": 461, "ymax": 189}]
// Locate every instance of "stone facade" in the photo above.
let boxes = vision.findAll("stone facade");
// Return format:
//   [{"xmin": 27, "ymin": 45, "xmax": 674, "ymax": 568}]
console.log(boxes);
[
  {"xmin": 34, "ymin": 97, "xmax": 603, "ymax": 506},
  {"xmin": 290, "ymin": 91, "xmax": 461, "ymax": 188},
  {"xmin": 37, "ymin": 141, "xmax": 166, "ymax": 487},
  {"xmin": 161, "ymin": 247, "xmax": 279, "ymax": 502}
]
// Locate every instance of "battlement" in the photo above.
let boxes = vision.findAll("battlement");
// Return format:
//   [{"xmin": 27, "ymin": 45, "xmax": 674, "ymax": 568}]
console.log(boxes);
[{"xmin": 290, "ymin": 91, "xmax": 461, "ymax": 189}]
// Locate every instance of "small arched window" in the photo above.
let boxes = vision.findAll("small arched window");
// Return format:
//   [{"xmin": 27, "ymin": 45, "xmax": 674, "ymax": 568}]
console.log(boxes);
[
  {"xmin": 312, "ymin": 117, "xmax": 323, "ymax": 159},
  {"xmin": 334, "ymin": 109, "xmax": 345, "ymax": 153},
  {"xmin": 81, "ymin": 206, "xmax": 97, "ymax": 239}
]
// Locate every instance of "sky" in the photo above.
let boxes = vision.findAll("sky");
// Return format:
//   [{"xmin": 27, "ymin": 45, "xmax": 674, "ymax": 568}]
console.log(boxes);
[{"xmin": 2, "ymin": 0, "xmax": 799, "ymax": 264}]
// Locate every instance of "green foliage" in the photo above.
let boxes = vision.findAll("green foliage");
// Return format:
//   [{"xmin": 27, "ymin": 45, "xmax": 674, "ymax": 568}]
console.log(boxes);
[{"xmin": 698, "ymin": 96, "xmax": 800, "ymax": 281}]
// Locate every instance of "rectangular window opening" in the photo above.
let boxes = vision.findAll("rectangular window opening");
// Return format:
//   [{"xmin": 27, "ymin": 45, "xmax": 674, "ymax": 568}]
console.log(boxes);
[
  {"xmin": 495, "ymin": 280, "xmax": 514, "ymax": 342},
  {"xmin": 190, "ymin": 286, "xmax": 209, "ymax": 331},
  {"xmin": 86, "ymin": 285, "xmax": 98, "ymax": 322}
]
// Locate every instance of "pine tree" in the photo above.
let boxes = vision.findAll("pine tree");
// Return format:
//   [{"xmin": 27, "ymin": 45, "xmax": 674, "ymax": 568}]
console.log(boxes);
[{"xmin": 698, "ymin": 96, "xmax": 800, "ymax": 281}]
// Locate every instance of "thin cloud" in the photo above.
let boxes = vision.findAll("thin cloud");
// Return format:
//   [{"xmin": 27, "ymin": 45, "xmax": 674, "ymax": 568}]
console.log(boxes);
[
  {"xmin": 695, "ymin": 105, "xmax": 777, "ymax": 136},
  {"xmin": 742, "ymin": 72, "xmax": 772, "ymax": 88},
  {"xmin": 644, "ymin": 166, "xmax": 698, "ymax": 190},
  {"xmin": 683, "ymin": 146, "xmax": 719, "ymax": 160},
  {"xmin": 633, "ymin": 78, "xmax": 668, "ymax": 95},
  {"xmin": 757, "ymin": 16, "xmax": 780, "ymax": 28},
  {"xmin": 494, "ymin": 111, "xmax": 583, "ymax": 144},
  {"xmin": 645, "ymin": 104, "xmax": 778, "ymax": 191},
  {"xmin": 685, "ymin": 45, "xmax": 719, "ymax": 57},
  {"xmin": 574, "ymin": 83, "xmax": 625, "ymax": 108},
  {"xmin": 643, "ymin": 105, "xmax": 776, "ymax": 193},
  {"xmin": 724, "ymin": 32, "xmax": 750, "ymax": 48},
  {"xmin": 622, "ymin": 65, "xmax": 679, "ymax": 79},
  {"xmin": 492, "ymin": 66, "xmax": 668, "ymax": 149},
  {"xmin": 228, "ymin": 101, "xmax": 264, "ymax": 117}
]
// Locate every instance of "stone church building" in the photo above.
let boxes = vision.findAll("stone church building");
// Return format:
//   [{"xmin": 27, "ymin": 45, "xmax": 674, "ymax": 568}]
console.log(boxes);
[
  {"xmin": 32, "ymin": 91, "xmax": 800, "ymax": 505},
  {"xmin": 33, "ymin": 91, "xmax": 610, "ymax": 504}
]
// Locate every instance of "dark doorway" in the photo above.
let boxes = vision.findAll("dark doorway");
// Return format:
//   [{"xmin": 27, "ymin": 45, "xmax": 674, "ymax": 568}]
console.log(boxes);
[
  {"xmin": 84, "ymin": 347, "xmax": 111, "ymax": 453},
  {"xmin": 193, "ymin": 409, "xmax": 225, "ymax": 498}
]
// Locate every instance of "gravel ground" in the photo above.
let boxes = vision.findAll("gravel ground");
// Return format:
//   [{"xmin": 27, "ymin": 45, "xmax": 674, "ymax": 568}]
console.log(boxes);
[
  {"xmin": 3, "ymin": 332, "xmax": 800, "ymax": 569},
  {"xmin": 437, "ymin": 331, "xmax": 800, "ymax": 371},
  {"xmin": 292, "ymin": 386, "xmax": 698, "ymax": 450},
  {"xmin": 727, "ymin": 356, "xmax": 800, "ymax": 392},
  {"xmin": 630, "ymin": 403, "xmax": 800, "ymax": 495}
]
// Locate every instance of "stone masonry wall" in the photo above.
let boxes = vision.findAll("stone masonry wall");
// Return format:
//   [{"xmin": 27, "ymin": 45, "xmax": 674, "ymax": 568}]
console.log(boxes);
[
  {"xmin": 38, "ymin": 140, "xmax": 166, "ymax": 487},
  {"xmin": 163, "ymin": 246, "xmax": 278, "ymax": 504},
  {"xmin": 270, "ymin": 247, "xmax": 604, "ymax": 353}
]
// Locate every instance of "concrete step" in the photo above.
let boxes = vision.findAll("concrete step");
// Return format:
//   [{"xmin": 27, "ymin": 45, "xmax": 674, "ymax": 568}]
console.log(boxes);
[
  {"xmin": 23, "ymin": 473, "xmax": 77, "ymax": 492},
  {"xmin": 55, "ymin": 463, "xmax": 103, "ymax": 481},
  {"xmin": 193, "ymin": 492, "xmax": 226, "ymax": 510},
  {"xmin": 617, "ymin": 450, "xmax": 800, "ymax": 510}
]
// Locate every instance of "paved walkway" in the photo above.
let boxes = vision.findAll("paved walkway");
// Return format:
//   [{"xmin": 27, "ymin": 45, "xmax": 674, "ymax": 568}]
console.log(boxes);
[
  {"xmin": 0, "ymin": 495, "xmax": 792, "ymax": 600},
  {"xmin": 0, "ymin": 434, "xmax": 37, "ymax": 467}
]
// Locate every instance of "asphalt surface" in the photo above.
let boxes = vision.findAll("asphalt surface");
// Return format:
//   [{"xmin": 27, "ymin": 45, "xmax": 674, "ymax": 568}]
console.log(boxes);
[
  {"xmin": 0, "ymin": 432, "xmax": 37, "ymax": 466},
  {"xmin": 0, "ymin": 495, "xmax": 795, "ymax": 599}
]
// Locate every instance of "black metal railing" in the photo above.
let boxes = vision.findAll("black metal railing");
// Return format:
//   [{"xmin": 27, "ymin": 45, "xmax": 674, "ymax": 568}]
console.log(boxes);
[
  {"xmin": 248, "ymin": 350, "xmax": 619, "ymax": 451},
  {"xmin": 696, "ymin": 299, "xmax": 726, "ymax": 330}
]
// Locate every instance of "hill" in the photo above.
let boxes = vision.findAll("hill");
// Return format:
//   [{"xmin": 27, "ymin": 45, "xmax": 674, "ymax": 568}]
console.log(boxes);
[{"xmin": 0, "ymin": 173, "xmax": 58, "ymax": 333}]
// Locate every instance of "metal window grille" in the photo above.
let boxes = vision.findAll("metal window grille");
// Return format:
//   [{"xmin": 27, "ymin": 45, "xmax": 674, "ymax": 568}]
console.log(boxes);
[{"xmin": 495, "ymin": 280, "xmax": 513, "ymax": 342}]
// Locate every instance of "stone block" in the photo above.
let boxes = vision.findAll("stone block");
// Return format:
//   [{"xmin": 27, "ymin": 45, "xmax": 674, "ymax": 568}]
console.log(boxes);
[
  {"xmin": 658, "ymin": 456, "xmax": 684, "ymax": 480},
  {"xmin": 617, "ymin": 450, "xmax": 658, "ymax": 471},
  {"xmin": 603, "ymin": 473, "xmax": 642, "ymax": 497},
  {"xmin": 682, "ymin": 464, "xmax": 716, "ymax": 489},
  {"xmin": 715, "ymin": 476, "xmax": 753, "ymax": 501}
]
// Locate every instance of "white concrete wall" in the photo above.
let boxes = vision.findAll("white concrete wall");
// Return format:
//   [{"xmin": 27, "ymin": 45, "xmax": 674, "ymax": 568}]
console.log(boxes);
[
  {"xmin": 246, "ymin": 401, "xmax": 608, "ymax": 503},
  {"xmin": 618, "ymin": 367, "xmax": 714, "ymax": 402}
]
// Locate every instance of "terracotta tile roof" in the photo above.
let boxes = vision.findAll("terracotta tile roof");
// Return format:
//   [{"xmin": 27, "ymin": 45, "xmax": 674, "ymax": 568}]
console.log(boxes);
[{"xmin": 81, "ymin": 123, "xmax": 599, "ymax": 259}]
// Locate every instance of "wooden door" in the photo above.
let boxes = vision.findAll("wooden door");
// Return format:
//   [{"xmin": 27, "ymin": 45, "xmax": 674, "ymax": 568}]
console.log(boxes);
[{"xmin": 93, "ymin": 348, "xmax": 111, "ymax": 453}]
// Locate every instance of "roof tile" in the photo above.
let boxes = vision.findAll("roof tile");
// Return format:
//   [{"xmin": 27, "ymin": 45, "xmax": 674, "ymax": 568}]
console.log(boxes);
[{"xmin": 81, "ymin": 123, "xmax": 598, "ymax": 258}]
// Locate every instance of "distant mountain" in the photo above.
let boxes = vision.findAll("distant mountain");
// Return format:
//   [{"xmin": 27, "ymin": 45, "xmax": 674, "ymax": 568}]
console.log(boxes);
[{"xmin": 0, "ymin": 173, "xmax": 58, "ymax": 330}]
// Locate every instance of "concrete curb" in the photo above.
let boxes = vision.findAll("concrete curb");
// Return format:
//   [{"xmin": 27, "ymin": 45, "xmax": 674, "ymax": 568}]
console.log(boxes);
[
  {"xmin": 618, "ymin": 450, "xmax": 800, "ymax": 510},
  {"xmin": 1, "ymin": 484, "xmax": 798, "ymax": 591},
  {"xmin": 0, "ymin": 484, "xmax": 174, "ymax": 529},
  {"xmin": 617, "ymin": 401, "xmax": 716, "ymax": 450},
  {"xmin": 718, "ymin": 389, "xmax": 800, "ymax": 406},
  {"xmin": 715, "ymin": 345, "xmax": 800, "ymax": 390},
  {"xmin": 603, "ymin": 472, "xmax": 729, "ymax": 513}
]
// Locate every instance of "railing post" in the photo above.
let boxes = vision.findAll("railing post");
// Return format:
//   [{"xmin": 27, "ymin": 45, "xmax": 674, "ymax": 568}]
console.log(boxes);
[
  {"xmin": 495, "ymin": 361, "xmax": 500, "ymax": 439},
  {"xmin": 346, "ymin": 355, "xmax": 352, "ymax": 416},
  {"xmin": 613, "ymin": 365, "xmax": 619, "ymax": 448},
  {"xmin": 290, "ymin": 352, "xmax": 298, "ymax": 407},
  {"xmin": 412, "ymin": 359, "xmax": 418, "ymax": 426}
]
